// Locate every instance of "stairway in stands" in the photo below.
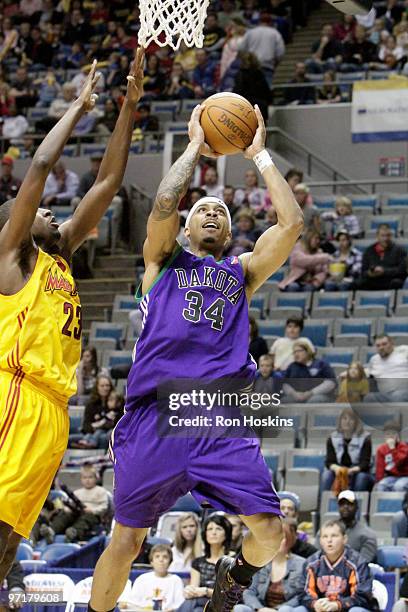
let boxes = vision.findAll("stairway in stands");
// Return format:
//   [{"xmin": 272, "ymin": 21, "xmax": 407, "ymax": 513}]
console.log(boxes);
[
  {"xmin": 273, "ymin": 3, "xmax": 340, "ymax": 84},
  {"xmin": 78, "ymin": 253, "xmax": 140, "ymax": 340}
]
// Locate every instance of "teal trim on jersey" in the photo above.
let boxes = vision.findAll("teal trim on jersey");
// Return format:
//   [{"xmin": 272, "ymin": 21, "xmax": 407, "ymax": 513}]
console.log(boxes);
[{"xmin": 135, "ymin": 243, "xmax": 183, "ymax": 304}]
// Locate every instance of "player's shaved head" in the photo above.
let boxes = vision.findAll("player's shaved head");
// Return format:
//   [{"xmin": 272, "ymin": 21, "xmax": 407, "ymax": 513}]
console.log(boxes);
[{"xmin": 0, "ymin": 199, "xmax": 15, "ymax": 232}]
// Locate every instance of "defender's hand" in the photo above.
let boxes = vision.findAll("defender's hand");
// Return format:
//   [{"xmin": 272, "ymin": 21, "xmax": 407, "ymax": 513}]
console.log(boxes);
[
  {"xmin": 126, "ymin": 47, "xmax": 145, "ymax": 106},
  {"xmin": 243, "ymin": 105, "xmax": 266, "ymax": 159},
  {"xmin": 188, "ymin": 104, "xmax": 221, "ymax": 158},
  {"xmin": 77, "ymin": 59, "xmax": 100, "ymax": 112}
]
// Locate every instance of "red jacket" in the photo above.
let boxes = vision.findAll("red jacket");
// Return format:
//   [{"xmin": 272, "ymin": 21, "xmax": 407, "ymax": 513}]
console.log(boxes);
[{"xmin": 376, "ymin": 441, "xmax": 408, "ymax": 480}]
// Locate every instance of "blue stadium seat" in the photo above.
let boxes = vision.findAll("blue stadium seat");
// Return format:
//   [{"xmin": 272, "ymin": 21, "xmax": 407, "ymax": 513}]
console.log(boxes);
[
  {"xmin": 257, "ymin": 321, "xmax": 286, "ymax": 337},
  {"xmin": 333, "ymin": 318, "xmax": 375, "ymax": 346},
  {"xmin": 354, "ymin": 291, "xmax": 393, "ymax": 318},
  {"xmin": 170, "ymin": 494, "xmax": 202, "ymax": 513},
  {"xmin": 102, "ymin": 350, "xmax": 133, "ymax": 369},
  {"xmin": 303, "ymin": 319, "xmax": 332, "ymax": 347},
  {"xmin": 338, "ymin": 72, "xmax": 366, "ymax": 82},
  {"xmin": 89, "ymin": 322, "xmax": 126, "ymax": 350},
  {"xmin": 41, "ymin": 543, "xmax": 80, "ymax": 561},
  {"xmin": 395, "ymin": 290, "xmax": 408, "ymax": 316},
  {"xmin": 313, "ymin": 196, "xmax": 335, "ymax": 210},
  {"xmin": 268, "ymin": 270, "xmax": 285, "ymax": 282},
  {"xmin": 147, "ymin": 536, "xmax": 172, "ymax": 546},
  {"xmin": 312, "ymin": 293, "xmax": 351, "ymax": 317},
  {"xmin": 250, "ymin": 295, "xmax": 266, "ymax": 318},
  {"xmin": 377, "ymin": 317, "xmax": 408, "ymax": 341},
  {"xmin": 81, "ymin": 144, "xmax": 106, "ymax": 157},
  {"xmin": 350, "ymin": 196, "xmax": 378, "ymax": 213},
  {"xmin": 376, "ymin": 546, "xmax": 406, "ymax": 570},
  {"xmin": 269, "ymin": 293, "xmax": 311, "ymax": 319},
  {"xmin": 16, "ymin": 542, "xmax": 34, "ymax": 561},
  {"xmin": 384, "ymin": 194, "xmax": 408, "ymax": 211},
  {"xmin": 319, "ymin": 347, "xmax": 357, "ymax": 365},
  {"xmin": 364, "ymin": 215, "xmax": 401, "ymax": 237},
  {"xmin": 69, "ymin": 414, "xmax": 82, "ymax": 434}
]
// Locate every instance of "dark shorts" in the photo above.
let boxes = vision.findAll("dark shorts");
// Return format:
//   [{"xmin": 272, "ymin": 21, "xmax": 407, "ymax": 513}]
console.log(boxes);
[{"xmin": 110, "ymin": 400, "xmax": 281, "ymax": 527}]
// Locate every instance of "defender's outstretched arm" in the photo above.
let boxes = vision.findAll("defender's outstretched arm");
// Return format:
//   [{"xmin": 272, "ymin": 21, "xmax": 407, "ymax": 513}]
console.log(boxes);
[
  {"xmin": 0, "ymin": 62, "xmax": 99, "ymax": 253},
  {"xmin": 240, "ymin": 106, "xmax": 304, "ymax": 300},
  {"xmin": 59, "ymin": 48, "xmax": 145, "ymax": 257}
]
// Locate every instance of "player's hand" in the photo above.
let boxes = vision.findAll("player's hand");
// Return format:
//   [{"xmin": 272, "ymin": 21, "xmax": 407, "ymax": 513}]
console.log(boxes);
[
  {"xmin": 77, "ymin": 59, "xmax": 100, "ymax": 112},
  {"xmin": 188, "ymin": 104, "xmax": 221, "ymax": 158},
  {"xmin": 126, "ymin": 47, "xmax": 145, "ymax": 106},
  {"xmin": 243, "ymin": 105, "xmax": 266, "ymax": 159}
]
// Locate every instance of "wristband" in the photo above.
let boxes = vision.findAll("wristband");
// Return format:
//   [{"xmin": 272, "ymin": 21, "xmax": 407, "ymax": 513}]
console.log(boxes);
[{"xmin": 253, "ymin": 149, "xmax": 274, "ymax": 173}]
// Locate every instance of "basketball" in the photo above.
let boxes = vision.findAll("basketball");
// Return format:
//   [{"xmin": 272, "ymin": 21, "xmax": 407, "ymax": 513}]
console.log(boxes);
[{"xmin": 200, "ymin": 92, "xmax": 258, "ymax": 156}]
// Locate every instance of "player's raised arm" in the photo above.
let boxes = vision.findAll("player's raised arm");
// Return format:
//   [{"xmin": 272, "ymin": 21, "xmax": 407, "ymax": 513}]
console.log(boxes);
[
  {"xmin": 144, "ymin": 105, "xmax": 219, "ymax": 266},
  {"xmin": 58, "ymin": 48, "xmax": 145, "ymax": 257},
  {"xmin": 240, "ymin": 106, "xmax": 304, "ymax": 300},
  {"xmin": 0, "ymin": 62, "xmax": 100, "ymax": 254}
]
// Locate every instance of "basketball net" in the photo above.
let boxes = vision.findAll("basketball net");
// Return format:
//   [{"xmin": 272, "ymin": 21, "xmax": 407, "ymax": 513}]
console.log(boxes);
[{"xmin": 138, "ymin": 0, "xmax": 210, "ymax": 50}]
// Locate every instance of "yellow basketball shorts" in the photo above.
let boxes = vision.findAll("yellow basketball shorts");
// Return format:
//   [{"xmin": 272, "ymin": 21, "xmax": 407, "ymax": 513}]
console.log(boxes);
[{"xmin": 0, "ymin": 372, "xmax": 69, "ymax": 538}]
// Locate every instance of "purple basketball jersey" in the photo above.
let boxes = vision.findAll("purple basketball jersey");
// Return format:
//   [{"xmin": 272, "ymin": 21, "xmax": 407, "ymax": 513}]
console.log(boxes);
[{"xmin": 126, "ymin": 245, "xmax": 256, "ymax": 408}]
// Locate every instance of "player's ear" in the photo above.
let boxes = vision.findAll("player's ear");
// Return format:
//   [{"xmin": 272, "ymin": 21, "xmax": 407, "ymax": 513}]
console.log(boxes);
[
  {"xmin": 224, "ymin": 230, "xmax": 232, "ymax": 248},
  {"xmin": 184, "ymin": 226, "xmax": 191, "ymax": 239}
]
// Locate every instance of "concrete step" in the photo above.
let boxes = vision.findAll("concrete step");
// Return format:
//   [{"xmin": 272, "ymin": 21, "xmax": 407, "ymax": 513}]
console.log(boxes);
[
  {"xmin": 94, "ymin": 254, "xmax": 141, "ymax": 269},
  {"xmin": 80, "ymin": 291, "xmax": 119, "ymax": 304},
  {"xmin": 92, "ymin": 266, "xmax": 137, "ymax": 279},
  {"xmin": 82, "ymin": 303, "xmax": 112, "ymax": 319},
  {"xmin": 77, "ymin": 278, "xmax": 135, "ymax": 293}
]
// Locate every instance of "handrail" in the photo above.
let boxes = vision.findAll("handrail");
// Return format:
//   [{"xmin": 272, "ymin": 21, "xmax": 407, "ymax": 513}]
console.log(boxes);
[
  {"xmin": 266, "ymin": 127, "xmax": 368, "ymax": 194},
  {"xmin": 303, "ymin": 177, "xmax": 408, "ymax": 194}
]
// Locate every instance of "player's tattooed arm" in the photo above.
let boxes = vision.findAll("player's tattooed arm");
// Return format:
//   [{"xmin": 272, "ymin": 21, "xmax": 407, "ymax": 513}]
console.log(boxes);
[
  {"xmin": 240, "ymin": 105, "xmax": 304, "ymax": 300},
  {"xmin": 145, "ymin": 105, "xmax": 218, "ymax": 266}
]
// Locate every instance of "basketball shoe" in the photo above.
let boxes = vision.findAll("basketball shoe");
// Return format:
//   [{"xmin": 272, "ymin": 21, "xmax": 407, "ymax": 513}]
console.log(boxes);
[{"xmin": 204, "ymin": 556, "xmax": 247, "ymax": 612}]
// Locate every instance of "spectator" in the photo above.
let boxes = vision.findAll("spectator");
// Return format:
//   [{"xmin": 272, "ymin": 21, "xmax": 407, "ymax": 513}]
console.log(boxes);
[
  {"xmin": 283, "ymin": 340, "xmax": 337, "ymax": 404},
  {"xmin": 233, "ymin": 51, "xmax": 271, "ymax": 119},
  {"xmin": 285, "ymin": 517, "xmax": 317, "ymax": 559},
  {"xmin": 25, "ymin": 25, "xmax": 52, "ymax": 67},
  {"xmin": 218, "ymin": 0, "xmax": 243, "ymax": 28},
  {"xmin": 341, "ymin": 25, "xmax": 379, "ymax": 71},
  {"xmin": 35, "ymin": 70, "xmax": 62, "ymax": 107},
  {"xmin": 165, "ymin": 63, "xmax": 194, "ymax": 100},
  {"xmin": 0, "ymin": 82, "xmax": 15, "ymax": 117},
  {"xmin": 306, "ymin": 24, "xmax": 343, "ymax": 73},
  {"xmin": 316, "ymin": 70, "xmax": 342, "ymax": 104},
  {"xmin": 201, "ymin": 166, "xmax": 224, "ymax": 199},
  {"xmin": 63, "ymin": 9, "xmax": 91, "ymax": 45},
  {"xmin": 225, "ymin": 515, "xmax": 244, "ymax": 553},
  {"xmin": 369, "ymin": 17, "xmax": 389, "ymax": 46},
  {"xmin": 324, "ymin": 230, "xmax": 363, "ymax": 291},
  {"xmin": 337, "ymin": 362, "xmax": 369, "ymax": 403},
  {"xmin": 249, "ymin": 316, "xmax": 268, "ymax": 366},
  {"xmin": 253, "ymin": 354, "xmax": 275, "ymax": 394},
  {"xmin": 9, "ymin": 65, "xmax": 37, "ymax": 112},
  {"xmin": 375, "ymin": 420, "xmax": 408, "ymax": 491},
  {"xmin": 239, "ymin": 12, "xmax": 285, "ymax": 85},
  {"xmin": 378, "ymin": 33, "xmax": 404, "ymax": 61},
  {"xmin": 365, "ymin": 336, "xmax": 408, "ymax": 403},
  {"xmin": 392, "ymin": 573, "xmax": 408, "ymax": 612},
  {"xmin": 0, "ymin": 156, "xmax": 21, "ymax": 203},
  {"xmin": 223, "ymin": 185, "xmax": 241, "ymax": 219},
  {"xmin": 354, "ymin": 224, "xmax": 407, "ymax": 290},
  {"xmin": 42, "ymin": 160, "xmax": 80, "ymax": 207},
  {"xmin": 285, "ymin": 62, "xmax": 315, "ymax": 106},
  {"xmin": 40, "ymin": 83, "xmax": 77, "ymax": 131},
  {"xmin": 65, "ymin": 465, "xmax": 110, "ymax": 542},
  {"xmin": 333, "ymin": 14, "xmax": 357, "ymax": 41},
  {"xmin": 135, "ymin": 104, "xmax": 159, "ymax": 132},
  {"xmin": 178, "ymin": 514, "xmax": 232, "ymax": 612},
  {"xmin": 377, "ymin": 0, "xmax": 404, "ymax": 28},
  {"xmin": 278, "ymin": 230, "xmax": 331, "ymax": 292},
  {"xmin": 73, "ymin": 374, "xmax": 114, "ymax": 449},
  {"xmin": 285, "ymin": 168, "xmax": 303, "ymax": 192},
  {"xmin": 75, "ymin": 346, "xmax": 107, "ymax": 398},
  {"xmin": 337, "ymin": 490, "xmax": 377, "ymax": 563},
  {"xmin": 121, "ymin": 544, "xmax": 185, "ymax": 611},
  {"xmin": 322, "ymin": 196, "xmax": 362, "ymax": 239},
  {"xmin": 391, "ymin": 490, "xmax": 408, "ymax": 539},
  {"xmin": 203, "ymin": 13, "xmax": 226, "ymax": 52},
  {"xmin": 321, "ymin": 407, "xmax": 373, "ymax": 492},
  {"xmin": 143, "ymin": 54, "xmax": 167, "ymax": 100},
  {"xmin": 2, "ymin": 101, "xmax": 29, "ymax": 144},
  {"xmin": 279, "ymin": 491, "xmax": 301, "ymax": 521},
  {"xmin": 269, "ymin": 315, "xmax": 315, "ymax": 372},
  {"xmin": 20, "ymin": 0, "xmax": 43, "ymax": 19},
  {"xmin": 227, "ymin": 209, "xmax": 262, "ymax": 256},
  {"xmin": 107, "ymin": 55, "xmax": 131, "ymax": 90},
  {"xmin": 235, "ymin": 521, "xmax": 304, "ymax": 612},
  {"xmin": 292, "ymin": 184, "xmax": 320, "ymax": 231},
  {"xmin": 235, "ymin": 169, "xmax": 266, "ymax": 215},
  {"xmin": 220, "ymin": 18, "xmax": 246, "ymax": 80},
  {"xmin": 169, "ymin": 513, "xmax": 203, "ymax": 572},
  {"xmin": 193, "ymin": 49, "xmax": 217, "ymax": 98},
  {"xmin": 96, "ymin": 98, "xmax": 120, "ymax": 138},
  {"xmin": 294, "ymin": 520, "xmax": 376, "ymax": 612}
]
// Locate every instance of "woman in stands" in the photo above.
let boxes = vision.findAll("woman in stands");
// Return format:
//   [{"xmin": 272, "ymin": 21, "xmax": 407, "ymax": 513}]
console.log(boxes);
[
  {"xmin": 278, "ymin": 229, "xmax": 332, "ymax": 292},
  {"xmin": 324, "ymin": 229, "xmax": 363, "ymax": 291},
  {"xmin": 76, "ymin": 346, "xmax": 106, "ymax": 397},
  {"xmin": 177, "ymin": 514, "xmax": 232, "ymax": 612},
  {"xmin": 169, "ymin": 513, "xmax": 203, "ymax": 572},
  {"xmin": 235, "ymin": 520, "xmax": 304, "ymax": 612},
  {"xmin": 72, "ymin": 374, "xmax": 114, "ymax": 449},
  {"xmin": 316, "ymin": 70, "xmax": 341, "ymax": 105},
  {"xmin": 321, "ymin": 407, "xmax": 374, "ymax": 492}
]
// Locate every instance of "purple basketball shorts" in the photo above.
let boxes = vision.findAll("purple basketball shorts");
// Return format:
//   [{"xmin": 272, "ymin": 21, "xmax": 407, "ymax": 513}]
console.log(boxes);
[{"xmin": 110, "ymin": 399, "xmax": 282, "ymax": 527}]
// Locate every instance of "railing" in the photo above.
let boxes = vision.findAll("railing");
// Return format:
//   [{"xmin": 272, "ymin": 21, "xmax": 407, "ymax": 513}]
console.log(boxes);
[
  {"xmin": 304, "ymin": 177, "xmax": 408, "ymax": 194},
  {"xmin": 129, "ymin": 183, "xmax": 154, "ymax": 254},
  {"xmin": 270, "ymin": 80, "xmax": 353, "ymax": 106}
]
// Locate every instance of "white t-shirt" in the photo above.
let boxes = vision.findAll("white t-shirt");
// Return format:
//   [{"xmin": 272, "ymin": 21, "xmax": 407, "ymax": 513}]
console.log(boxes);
[
  {"xmin": 168, "ymin": 546, "xmax": 192, "ymax": 572},
  {"xmin": 269, "ymin": 336, "xmax": 315, "ymax": 371},
  {"xmin": 367, "ymin": 345, "xmax": 408, "ymax": 392},
  {"xmin": 127, "ymin": 572, "xmax": 185, "ymax": 610}
]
